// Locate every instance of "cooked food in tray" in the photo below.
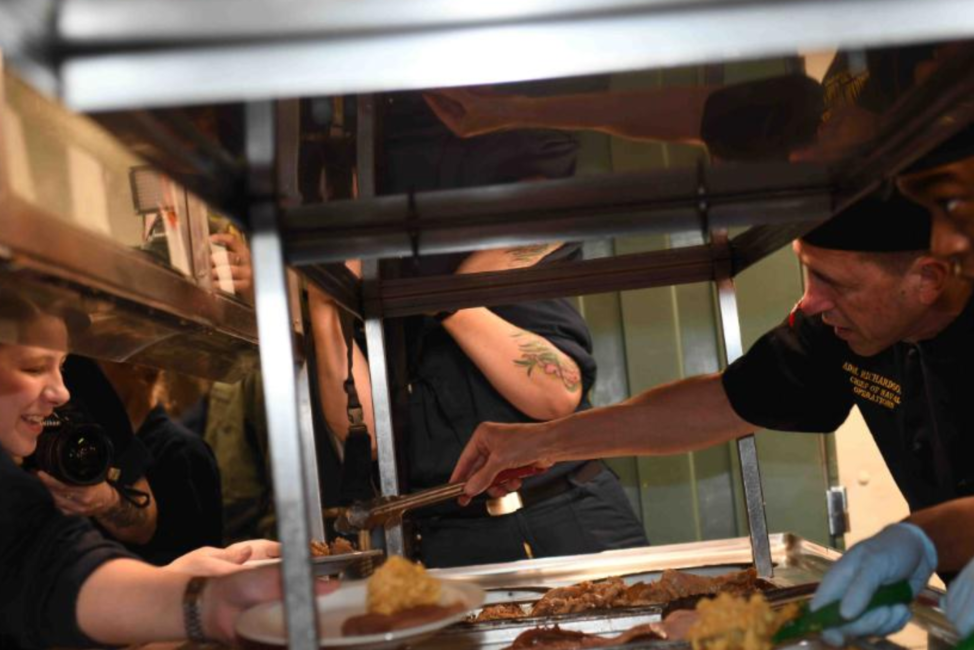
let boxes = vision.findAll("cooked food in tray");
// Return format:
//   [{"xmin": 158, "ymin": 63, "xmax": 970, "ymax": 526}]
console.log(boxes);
[
  {"xmin": 341, "ymin": 556, "xmax": 466, "ymax": 636},
  {"xmin": 501, "ymin": 591, "xmax": 799, "ymax": 650},
  {"xmin": 476, "ymin": 567, "xmax": 772, "ymax": 622},
  {"xmin": 308, "ymin": 537, "xmax": 356, "ymax": 557},
  {"xmin": 688, "ymin": 593, "xmax": 799, "ymax": 650}
]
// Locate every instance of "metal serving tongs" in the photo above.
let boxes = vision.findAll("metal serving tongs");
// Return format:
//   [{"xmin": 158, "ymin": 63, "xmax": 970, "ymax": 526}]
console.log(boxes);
[
  {"xmin": 335, "ymin": 465, "xmax": 543, "ymax": 534},
  {"xmin": 773, "ymin": 580, "xmax": 913, "ymax": 644}
]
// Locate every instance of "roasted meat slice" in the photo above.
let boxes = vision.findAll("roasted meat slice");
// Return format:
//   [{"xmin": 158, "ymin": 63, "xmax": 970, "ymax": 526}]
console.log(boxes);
[
  {"xmin": 474, "ymin": 603, "xmax": 530, "ymax": 622},
  {"xmin": 529, "ymin": 577, "xmax": 629, "ymax": 617},
  {"xmin": 506, "ymin": 623, "xmax": 665, "ymax": 649}
]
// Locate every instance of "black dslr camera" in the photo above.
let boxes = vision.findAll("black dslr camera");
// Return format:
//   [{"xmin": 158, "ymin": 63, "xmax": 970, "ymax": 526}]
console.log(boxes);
[{"xmin": 27, "ymin": 405, "xmax": 114, "ymax": 486}]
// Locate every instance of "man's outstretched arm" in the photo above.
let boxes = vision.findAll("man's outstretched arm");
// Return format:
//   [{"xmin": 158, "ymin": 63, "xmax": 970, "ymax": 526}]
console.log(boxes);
[{"xmin": 452, "ymin": 372, "xmax": 756, "ymax": 497}]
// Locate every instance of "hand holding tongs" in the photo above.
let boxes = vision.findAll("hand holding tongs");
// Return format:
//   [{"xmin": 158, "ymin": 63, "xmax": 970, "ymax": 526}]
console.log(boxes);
[
  {"xmin": 335, "ymin": 465, "xmax": 543, "ymax": 534},
  {"xmin": 773, "ymin": 580, "xmax": 913, "ymax": 644}
]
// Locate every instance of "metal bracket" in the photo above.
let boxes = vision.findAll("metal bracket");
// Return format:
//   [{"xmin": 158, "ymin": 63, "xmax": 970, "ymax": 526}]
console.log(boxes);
[
  {"xmin": 826, "ymin": 485, "xmax": 850, "ymax": 538},
  {"xmin": 406, "ymin": 188, "xmax": 421, "ymax": 262},
  {"xmin": 712, "ymin": 228, "xmax": 774, "ymax": 579},
  {"xmin": 696, "ymin": 159, "xmax": 711, "ymax": 236}
]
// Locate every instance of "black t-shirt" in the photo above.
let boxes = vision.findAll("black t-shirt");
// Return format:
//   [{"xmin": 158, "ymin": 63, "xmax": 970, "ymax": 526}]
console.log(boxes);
[
  {"xmin": 723, "ymin": 296, "xmax": 974, "ymax": 511},
  {"xmin": 405, "ymin": 298, "xmax": 597, "ymax": 513},
  {"xmin": 125, "ymin": 407, "xmax": 223, "ymax": 565},
  {"xmin": 0, "ymin": 453, "xmax": 135, "ymax": 650}
]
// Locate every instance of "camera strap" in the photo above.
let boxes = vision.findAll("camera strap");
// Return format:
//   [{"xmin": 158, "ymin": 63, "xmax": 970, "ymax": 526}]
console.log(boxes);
[
  {"xmin": 340, "ymin": 309, "xmax": 366, "ymax": 433},
  {"xmin": 110, "ymin": 479, "xmax": 152, "ymax": 509}
]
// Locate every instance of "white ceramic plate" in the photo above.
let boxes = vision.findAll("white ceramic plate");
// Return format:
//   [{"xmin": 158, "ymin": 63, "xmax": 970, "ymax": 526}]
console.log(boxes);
[
  {"xmin": 236, "ymin": 579, "xmax": 485, "ymax": 649},
  {"xmin": 244, "ymin": 550, "xmax": 383, "ymax": 577}
]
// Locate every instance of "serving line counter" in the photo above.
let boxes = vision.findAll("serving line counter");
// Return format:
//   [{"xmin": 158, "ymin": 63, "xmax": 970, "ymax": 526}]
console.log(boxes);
[
  {"xmin": 122, "ymin": 534, "xmax": 952, "ymax": 650},
  {"xmin": 419, "ymin": 534, "xmax": 950, "ymax": 650}
]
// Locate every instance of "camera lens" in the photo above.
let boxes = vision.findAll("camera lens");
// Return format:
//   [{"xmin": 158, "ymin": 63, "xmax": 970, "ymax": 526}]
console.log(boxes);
[{"xmin": 34, "ymin": 424, "xmax": 113, "ymax": 486}]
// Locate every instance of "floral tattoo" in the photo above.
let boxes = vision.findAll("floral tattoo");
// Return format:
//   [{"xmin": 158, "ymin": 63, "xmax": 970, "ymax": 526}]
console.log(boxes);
[
  {"xmin": 504, "ymin": 244, "xmax": 554, "ymax": 263},
  {"xmin": 513, "ymin": 334, "xmax": 582, "ymax": 392}
]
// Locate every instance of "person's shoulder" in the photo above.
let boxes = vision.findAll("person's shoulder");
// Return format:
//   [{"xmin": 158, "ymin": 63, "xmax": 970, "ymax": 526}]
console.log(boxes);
[{"xmin": 142, "ymin": 408, "xmax": 213, "ymax": 456}]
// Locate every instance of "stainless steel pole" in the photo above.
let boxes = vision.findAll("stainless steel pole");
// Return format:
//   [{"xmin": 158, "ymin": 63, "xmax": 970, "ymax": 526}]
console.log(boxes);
[
  {"xmin": 356, "ymin": 94, "xmax": 405, "ymax": 555},
  {"xmin": 247, "ymin": 100, "xmax": 320, "ymax": 649},
  {"xmin": 712, "ymin": 229, "xmax": 774, "ymax": 578}
]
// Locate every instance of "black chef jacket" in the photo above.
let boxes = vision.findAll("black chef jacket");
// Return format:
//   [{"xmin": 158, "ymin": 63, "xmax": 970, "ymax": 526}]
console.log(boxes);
[
  {"xmin": 723, "ymin": 295, "xmax": 974, "ymax": 512},
  {"xmin": 405, "ymin": 297, "xmax": 598, "ymax": 515},
  {"xmin": 0, "ymin": 453, "xmax": 135, "ymax": 650}
]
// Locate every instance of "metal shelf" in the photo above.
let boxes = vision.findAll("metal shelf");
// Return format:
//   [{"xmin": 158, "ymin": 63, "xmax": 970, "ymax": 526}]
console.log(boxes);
[
  {"xmin": 3, "ymin": 0, "xmax": 973, "ymax": 111},
  {"xmin": 3, "ymin": 6, "xmax": 974, "ymax": 650},
  {"xmin": 0, "ymin": 61, "xmax": 259, "ymax": 381}
]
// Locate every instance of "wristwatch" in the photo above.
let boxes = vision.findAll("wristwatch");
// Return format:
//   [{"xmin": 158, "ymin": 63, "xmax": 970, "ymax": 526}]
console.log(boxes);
[{"xmin": 183, "ymin": 576, "xmax": 209, "ymax": 643}]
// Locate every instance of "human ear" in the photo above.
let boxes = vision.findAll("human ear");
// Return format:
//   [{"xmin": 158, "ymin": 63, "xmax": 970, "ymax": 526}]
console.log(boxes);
[{"xmin": 914, "ymin": 257, "xmax": 949, "ymax": 305}]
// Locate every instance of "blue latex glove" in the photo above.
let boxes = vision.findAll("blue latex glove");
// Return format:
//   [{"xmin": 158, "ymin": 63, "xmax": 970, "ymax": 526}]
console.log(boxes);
[
  {"xmin": 811, "ymin": 523, "xmax": 938, "ymax": 646},
  {"xmin": 945, "ymin": 557, "xmax": 974, "ymax": 639}
]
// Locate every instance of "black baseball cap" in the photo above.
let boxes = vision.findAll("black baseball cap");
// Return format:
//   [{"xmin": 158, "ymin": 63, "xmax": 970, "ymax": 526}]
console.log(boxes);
[
  {"xmin": 802, "ymin": 192, "xmax": 931, "ymax": 252},
  {"xmin": 904, "ymin": 122, "xmax": 974, "ymax": 175}
]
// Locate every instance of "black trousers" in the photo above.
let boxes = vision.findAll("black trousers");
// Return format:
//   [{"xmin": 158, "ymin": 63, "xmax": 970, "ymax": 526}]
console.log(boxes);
[{"xmin": 415, "ymin": 468, "xmax": 648, "ymax": 568}]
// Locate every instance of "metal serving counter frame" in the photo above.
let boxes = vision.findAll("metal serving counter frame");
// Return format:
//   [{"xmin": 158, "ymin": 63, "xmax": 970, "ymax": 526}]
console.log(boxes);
[{"xmin": 2, "ymin": 4, "xmax": 974, "ymax": 650}]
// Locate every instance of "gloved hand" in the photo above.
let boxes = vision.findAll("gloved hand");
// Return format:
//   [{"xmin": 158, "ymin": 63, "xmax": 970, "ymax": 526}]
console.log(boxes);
[
  {"xmin": 811, "ymin": 523, "xmax": 938, "ymax": 646},
  {"xmin": 945, "ymin": 557, "xmax": 974, "ymax": 639}
]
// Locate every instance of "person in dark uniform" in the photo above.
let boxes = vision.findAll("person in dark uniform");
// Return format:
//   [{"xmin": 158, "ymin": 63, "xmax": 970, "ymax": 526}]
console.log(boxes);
[
  {"xmin": 49, "ymin": 357, "xmax": 223, "ymax": 565},
  {"xmin": 805, "ymin": 122, "xmax": 974, "ymax": 646},
  {"xmin": 451, "ymin": 190, "xmax": 973, "ymax": 574},
  {"xmin": 94, "ymin": 359, "xmax": 223, "ymax": 565},
  {"xmin": 311, "ymin": 247, "xmax": 648, "ymax": 568},
  {"xmin": 309, "ymin": 97, "xmax": 647, "ymax": 567}
]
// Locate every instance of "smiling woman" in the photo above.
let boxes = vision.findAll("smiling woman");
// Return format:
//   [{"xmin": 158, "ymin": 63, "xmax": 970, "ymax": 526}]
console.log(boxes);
[
  {"xmin": 0, "ymin": 296, "xmax": 72, "ymax": 459},
  {"xmin": 0, "ymin": 296, "xmax": 335, "ymax": 649}
]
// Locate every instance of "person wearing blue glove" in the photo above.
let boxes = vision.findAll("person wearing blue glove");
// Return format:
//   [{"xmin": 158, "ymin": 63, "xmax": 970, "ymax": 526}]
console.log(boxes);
[
  {"xmin": 946, "ymin": 557, "xmax": 974, "ymax": 640},
  {"xmin": 811, "ymin": 523, "xmax": 938, "ymax": 646}
]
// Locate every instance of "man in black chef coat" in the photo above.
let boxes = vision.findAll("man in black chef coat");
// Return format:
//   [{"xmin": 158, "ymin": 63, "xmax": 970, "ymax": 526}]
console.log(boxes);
[{"xmin": 452, "ymin": 190, "xmax": 974, "ymax": 527}]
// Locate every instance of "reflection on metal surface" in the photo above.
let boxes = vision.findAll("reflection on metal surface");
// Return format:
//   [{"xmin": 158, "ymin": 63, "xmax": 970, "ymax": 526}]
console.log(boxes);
[
  {"xmin": 43, "ymin": 0, "xmax": 974, "ymax": 111},
  {"xmin": 0, "ymin": 65, "xmax": 259, "ymax": 380},
  {"xmin": 285, "ymin": 164, "xmax": 831, "ymax": 265},
  {"xmin": 0, "ymin": 269, "xmax": 257, "ymax": 380}
]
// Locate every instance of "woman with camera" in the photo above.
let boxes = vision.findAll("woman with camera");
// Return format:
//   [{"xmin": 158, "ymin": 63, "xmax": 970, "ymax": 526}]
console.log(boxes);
[
  {"xmin": 39, "ymin": 356, "xmax": 224, "ymax": 566},
  {"xmin": 0, "ymin": 300, "xmax": 334, "ymax": 648},
  {"xmin": 30, "ymin": 356, "xmax": 162, "ymax": 549}
]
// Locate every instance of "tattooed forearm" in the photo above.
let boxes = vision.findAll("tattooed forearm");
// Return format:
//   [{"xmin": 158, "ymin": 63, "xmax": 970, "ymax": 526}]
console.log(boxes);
[
  {"xmin": 512, "ymin": 334, "xmax": 582, "ymax": 392},
  {"xmin": 99, "ymin": 493, "xmax": 151, "ymax": 530},
  {"xmin": 504, "ymin": 244, "xmax": 554, "ymax": 263}
]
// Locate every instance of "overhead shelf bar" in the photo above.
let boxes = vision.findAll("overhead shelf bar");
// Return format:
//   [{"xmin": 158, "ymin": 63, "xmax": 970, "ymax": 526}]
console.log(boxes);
[
  {"xmin": 284, "ymin": 163, "xmax": 832, "ymax": 265},
  {"xmin": 32, "ymin": 0, "xmax": 974, "ymax": 111},
  {"xmin": 373, "ymin": 244, "xmax": 723, "ymax": 318}
]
